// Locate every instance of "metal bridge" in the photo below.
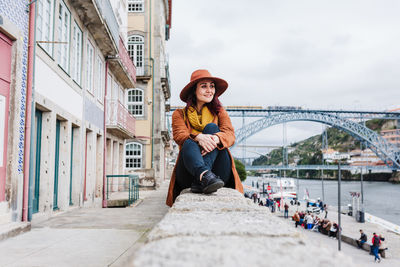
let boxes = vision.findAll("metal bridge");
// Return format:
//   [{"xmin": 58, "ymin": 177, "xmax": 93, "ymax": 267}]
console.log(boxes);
[
  {"xmin": 170, "ymin": 106, "xmax": 400, "ymax": 119},
  {"xmin": 167, "ymin": 106, "xmax": 400, "ymax": 169},
  {"xmin": 245, "ymin": 164, "xmax": 397, "ymax": 171},
  {"xmin": 233, "ymin": 111, "xmax": 400, "ymax": 168}
]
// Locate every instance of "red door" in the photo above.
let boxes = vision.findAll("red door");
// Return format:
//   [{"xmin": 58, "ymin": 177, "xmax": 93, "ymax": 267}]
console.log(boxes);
[{"xmin": 0, "ymin": 31, "xmax": 13, "ymax": 202}]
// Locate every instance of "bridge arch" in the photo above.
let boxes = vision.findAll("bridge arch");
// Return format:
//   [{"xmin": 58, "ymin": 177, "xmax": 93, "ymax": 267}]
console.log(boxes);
[{"xmin": 233, "ymin": 112, "xmax": 400, "ymax": 168}]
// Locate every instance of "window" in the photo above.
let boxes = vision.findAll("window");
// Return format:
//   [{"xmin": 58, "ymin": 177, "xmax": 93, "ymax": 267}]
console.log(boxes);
[
  {"xmin": 86, "ymin": 41, "xmax": 94, "ymax": 94},
  {"xmin": 71, "ymin": 22, "xmax": 82, "ymax": 84},
  {"xmin": 128, "ymin": 0, "xmax": 144, "ymax": 12},
  {"xmin": 128, "ymin": 35, "xmax": 144, "ymax": 75},
  {"xmin": 125, "ymin": 142, "xmax": 142, "ymax": 168},
  {"xmin": 127, "ymin": 88, "xmax": 144, "ymax": 116},
  {"xmin": 96, "ymin": 55, "xmax": 104, "ymax": 101},
  {"xmin": 57, "ymin": 1, "xmax": 70, "ymax": 71},
  {"xmin": 36, "ymin": 0, "xmax": 55, "ymax": 55}
]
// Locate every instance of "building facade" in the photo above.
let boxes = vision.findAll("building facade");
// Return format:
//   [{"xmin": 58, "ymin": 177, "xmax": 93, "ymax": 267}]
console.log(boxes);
[
  {"xmin": 381, "ymin": 129, "xmax": 400, "ymax": 148},
  {"xmin": 29, "ymin": 0, "xmax": 136, "ymax": 220},
  {"xmin": 0, "ymin": 0, "xmax": 29, "ymax": 224},
  {"xmin": 126, "ymin": 0, "xmax": 172, "ymax": 187}
]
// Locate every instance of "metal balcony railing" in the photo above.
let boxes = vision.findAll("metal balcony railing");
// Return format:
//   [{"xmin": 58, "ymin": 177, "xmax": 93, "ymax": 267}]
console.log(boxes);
[
  {"xmin": 94, "ymin": 0, "xmax": 119, "ymax": 48},
  {"xmin": 135, "ymin": 58, "xmax": 152, "ymax": 78},
  {"xmin": 106, "ymin": 100, "xmax": 136, "ymax": 138},
  {"xmin": 70, "ymin": 0, "xmax": 119, "ymax": 55},
  {"xmin": 106, "ymin": 175, "xmax": 139, "ymax": 205},
  {"xmin": 118, "ymin": 38, "xmax": 136, "ymax": 83}
]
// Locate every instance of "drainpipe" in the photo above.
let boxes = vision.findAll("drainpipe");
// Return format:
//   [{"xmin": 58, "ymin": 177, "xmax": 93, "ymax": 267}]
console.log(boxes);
[
  {"xmin": 102, "ymin": 61, "xmax": 109, "ymax": 208},
  {"xmin": 150, "ymin": 58, "xmax": 154, "ymax": 169},
  {"xmin": 83, "ymin": 132, "xmax": 88, "ymax": 201},
  {"xmin": 23, "ymin": 0, "xmax": 36, "ymax": 222}
]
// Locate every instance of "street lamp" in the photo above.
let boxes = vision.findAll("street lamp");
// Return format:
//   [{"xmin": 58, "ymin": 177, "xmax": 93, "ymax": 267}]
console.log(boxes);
[{"xmin": 334, "ymin": 156, "xmax": 347, "ymax": 251}]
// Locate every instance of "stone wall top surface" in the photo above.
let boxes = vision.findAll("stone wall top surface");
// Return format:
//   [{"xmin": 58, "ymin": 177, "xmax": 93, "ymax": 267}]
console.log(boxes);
[{"xmin": 132, "ymin": 188, "xmax": 356, "ymax": 267}]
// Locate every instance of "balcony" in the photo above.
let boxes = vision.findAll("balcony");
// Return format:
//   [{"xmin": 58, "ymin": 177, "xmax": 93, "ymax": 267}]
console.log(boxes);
[
  {"xmin": 161, "ymin": 130, "xmax": 171, "ymax": 147},
  {"xmin": 136, "ymin": 58, "xmax": 152, "ymax": 82},
  {"xmin": 160, "ymin": 63, "xmax": 171, "ymax": 100},
  {"xmin": 108, "ymin": 38, "xmax": 136, "ymax": 88},
  {"xmin": 70, "ymin": 0, "xmax": 119, "ymax": 56},
  {"xmin": 106, "ymin": 100, "xmax": 136, "ymax": 139}
]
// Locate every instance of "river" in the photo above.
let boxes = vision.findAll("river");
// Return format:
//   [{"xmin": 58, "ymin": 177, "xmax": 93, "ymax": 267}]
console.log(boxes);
[{"xmin": 243, "ymin": 176, "xmax": 400, "ymax": 226}]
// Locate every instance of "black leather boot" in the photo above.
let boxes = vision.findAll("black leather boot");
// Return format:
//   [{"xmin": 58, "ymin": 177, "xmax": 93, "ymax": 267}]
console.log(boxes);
[{"xmin": 191, "ymin": 171, "xmax": 224, "ymax": 194}]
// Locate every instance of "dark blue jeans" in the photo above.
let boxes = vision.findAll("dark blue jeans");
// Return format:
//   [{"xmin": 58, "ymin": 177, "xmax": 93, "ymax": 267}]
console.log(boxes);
[
  {"xmin": 175, "ymin": 123, "xmax": 232, "ymax": 190},
  {"xmin": 372, "ymin": 245, "xmax": 380, "ymax": 261}
]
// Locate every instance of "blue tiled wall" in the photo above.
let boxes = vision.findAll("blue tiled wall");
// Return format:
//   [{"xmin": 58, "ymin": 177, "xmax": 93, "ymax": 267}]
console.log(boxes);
[{"xmin": 0, "ymin": 1, "xmax": 29, "ymax": 173}]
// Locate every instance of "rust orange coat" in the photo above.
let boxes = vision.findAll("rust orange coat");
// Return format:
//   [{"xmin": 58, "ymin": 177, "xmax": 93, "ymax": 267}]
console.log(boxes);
[{"xmin": 166, "ymin": 107, "xmax": 244, "ymax": 207}]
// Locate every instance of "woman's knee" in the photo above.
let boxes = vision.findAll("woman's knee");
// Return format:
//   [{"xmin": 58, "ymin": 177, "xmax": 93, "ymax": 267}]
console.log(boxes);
[
  {"xmin": 183, "ymin": 138, "xmax": 197, "ymax": 146},
  {"xmin": 181, "ymin": 138, "xmax": 200, "ymax": 155},
  {"xmin": 203, "ymin": 123, "xmax": 220, "ymax": 134}
]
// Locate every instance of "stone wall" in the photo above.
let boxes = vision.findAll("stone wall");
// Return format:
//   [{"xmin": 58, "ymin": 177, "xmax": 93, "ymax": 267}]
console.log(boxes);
[{"xmin": 132, "ymin": 188, "xmax": 355, "ymax": 267}]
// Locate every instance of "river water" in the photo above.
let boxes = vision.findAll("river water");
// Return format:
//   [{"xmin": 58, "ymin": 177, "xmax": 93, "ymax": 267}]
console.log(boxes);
[{"xmin": 243, "ymin": 176, "xmax": 400, "ymax": 225}]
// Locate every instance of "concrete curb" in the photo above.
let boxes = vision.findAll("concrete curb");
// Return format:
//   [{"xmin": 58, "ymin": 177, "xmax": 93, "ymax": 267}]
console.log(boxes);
[{"xmin": 0, "ymin": 222, "xmax": 31, "ymax": 242}]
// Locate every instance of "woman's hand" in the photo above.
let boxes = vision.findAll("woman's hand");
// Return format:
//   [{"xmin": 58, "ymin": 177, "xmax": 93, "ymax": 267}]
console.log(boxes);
[
  {"xmin": 211, "ymin": 134, "xmax": 220, "ymax": 145},
  {"xmin": 195, "ymin": 133, "xmax": 217, "ymax": 154}
]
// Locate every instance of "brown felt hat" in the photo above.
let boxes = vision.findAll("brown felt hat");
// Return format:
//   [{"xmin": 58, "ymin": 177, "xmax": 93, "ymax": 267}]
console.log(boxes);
[{"xmin": 180, "ymin": 69, "xmax": 228, "ymax": 102}]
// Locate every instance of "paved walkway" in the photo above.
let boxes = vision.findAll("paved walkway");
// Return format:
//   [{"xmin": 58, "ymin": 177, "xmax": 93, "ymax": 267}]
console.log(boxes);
[
  {"xmin": 0, "ymin": 181, "xmax": 170, "ymax": 267},
  {"xmin": 268, "ymin": 203, "xmax": 400, "ymax": 266}
]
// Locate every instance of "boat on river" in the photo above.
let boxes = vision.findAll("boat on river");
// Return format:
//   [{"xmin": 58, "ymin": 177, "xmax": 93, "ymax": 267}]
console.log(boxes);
[{"xmin": 249, "ymin": 174, "xmax": 297, "ymax": 200}]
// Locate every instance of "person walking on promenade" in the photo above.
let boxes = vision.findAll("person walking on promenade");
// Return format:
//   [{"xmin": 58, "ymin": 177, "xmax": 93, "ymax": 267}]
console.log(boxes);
[
  {"xmin": 378, "ymin": 235, "xmax": 387, "ymax": 258},
  {"xmin": 357, "ymin": 229, "xmax": 367, "ymax": 249},
  {"xmin": 371, "ymin": 233, "xmax": 381, "ymax": 263},
  {"xmin": 324, "ymin": 204, "xmax": 328, "ymax": 219},
  {"xmin": 166, "ymin": 69, "xmax": 244, "ymax": 207},
  {"xmin": 293, "ymin": 211, "xmax": 300, "ymax": 228},
  {"xmin": 284, "ymin": 203, "xmax": 289, "ymax": 219}
]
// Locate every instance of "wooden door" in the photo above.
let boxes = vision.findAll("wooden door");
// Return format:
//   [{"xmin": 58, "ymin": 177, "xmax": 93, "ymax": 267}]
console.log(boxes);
[{"xmin": 0, "ymin": 31, "xmax": 13, "ymax": 201}]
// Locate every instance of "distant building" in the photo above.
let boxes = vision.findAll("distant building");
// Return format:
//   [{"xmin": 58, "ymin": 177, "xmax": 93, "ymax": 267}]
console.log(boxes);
[
  {"xmin": 322, "ymin": 148, "xmax": 350, "ymax": 163},
  {"xmin": 349, "ymin": 149, "xmax": 384, "ymax": 166},
  {"xmin": 381, "ymin": 129, "xmax": 400, "ymax": 147}
]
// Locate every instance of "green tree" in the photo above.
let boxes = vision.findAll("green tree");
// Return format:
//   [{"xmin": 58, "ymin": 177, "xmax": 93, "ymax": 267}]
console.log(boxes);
[{"xmin": 234, "ymin": 159, "xmax": 247, "ymax": 181}]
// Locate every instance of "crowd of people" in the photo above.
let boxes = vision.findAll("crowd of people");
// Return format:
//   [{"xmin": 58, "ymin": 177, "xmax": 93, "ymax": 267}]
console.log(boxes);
[
  {"xmin": 246, "ymin": 191, "xmax": 390, "ymax": 263},
  {"xmin": 247, "ymin": 192, "xmax": 390, "ymax": 263},
  {"xmin": 292, "ymin": 210, "xmax": 341, "ymax": 238}
]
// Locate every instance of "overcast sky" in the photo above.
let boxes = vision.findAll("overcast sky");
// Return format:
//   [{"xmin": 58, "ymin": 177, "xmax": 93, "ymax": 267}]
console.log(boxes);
[{"xmin": 167, "ymin": 0, "xmax": 400, "ymax": 157}]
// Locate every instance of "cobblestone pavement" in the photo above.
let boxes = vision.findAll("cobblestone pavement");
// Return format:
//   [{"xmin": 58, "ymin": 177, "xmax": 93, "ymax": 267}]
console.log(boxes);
[{"xmin": 0, "ymin": 181, "xmax": 170, "ymax": 267}]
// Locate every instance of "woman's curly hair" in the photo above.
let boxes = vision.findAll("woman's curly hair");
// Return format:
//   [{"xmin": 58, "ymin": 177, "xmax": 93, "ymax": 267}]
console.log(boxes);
[{"xmin": 185, "ymin": 87, "xmax": 222, "ymax": 116}]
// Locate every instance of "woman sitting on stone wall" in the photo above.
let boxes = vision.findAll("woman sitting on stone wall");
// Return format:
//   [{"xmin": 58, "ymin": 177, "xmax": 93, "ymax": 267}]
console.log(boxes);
[{"xmin": 166, "ymin": 69, "xmax": 244, "ymax": 207}]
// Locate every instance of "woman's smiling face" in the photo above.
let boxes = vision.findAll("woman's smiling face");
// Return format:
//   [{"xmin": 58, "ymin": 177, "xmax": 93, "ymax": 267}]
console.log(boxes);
[{"xmin": 195, "ymin": 79, "xmax": 215, "ymax": 106}]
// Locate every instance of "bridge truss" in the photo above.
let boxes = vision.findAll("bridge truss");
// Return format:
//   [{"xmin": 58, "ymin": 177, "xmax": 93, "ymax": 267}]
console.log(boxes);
[
  {"xmin": 245, "ymin": 164, "xmax": 397, "ymax": 171},
  {"xmin": 233, "ymin": 112, "xmax": 400, "ymax": 169}
]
